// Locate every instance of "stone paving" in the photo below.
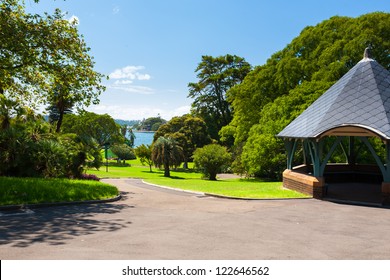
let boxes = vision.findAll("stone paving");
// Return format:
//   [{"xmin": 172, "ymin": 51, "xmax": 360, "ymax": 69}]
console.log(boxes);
[{"xmin": 1, "ymin": 178, "xmax": 390, "ymax": 259}]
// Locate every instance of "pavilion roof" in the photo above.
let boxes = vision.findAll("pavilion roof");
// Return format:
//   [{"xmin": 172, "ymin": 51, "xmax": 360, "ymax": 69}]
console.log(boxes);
[{"xmin": 277, "ymin": 49, "xmax": 390, "ymax": 140}]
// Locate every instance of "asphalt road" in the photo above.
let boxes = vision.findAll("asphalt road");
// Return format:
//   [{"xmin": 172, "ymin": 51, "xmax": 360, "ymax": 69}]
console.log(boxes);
[{"xmin": 1, "ymin": 178, "xmax": 390, "ymax": 259}]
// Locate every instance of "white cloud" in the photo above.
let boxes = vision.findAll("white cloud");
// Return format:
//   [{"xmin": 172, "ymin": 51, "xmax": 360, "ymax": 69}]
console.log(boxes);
[
  {"xmin": 114, "ymin": 80, "xmax": 133, "ymax": 85},
  {"xmin": 88, "ymin": 104, "xmax": 191, "ymax": 121},
  {"xmin": 109, "ymin": 66, "xmax": 151, "ymax": 80},
  {"xmin": 108, "ymin": 65, "xmax": 153, "ymax": 95},
  {"xmin": 108, "ymin": 84, "xmax": 154, "ymax": 95}
]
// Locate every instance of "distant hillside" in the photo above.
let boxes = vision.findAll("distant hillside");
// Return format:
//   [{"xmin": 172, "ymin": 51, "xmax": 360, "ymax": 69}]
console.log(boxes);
[{"xmin": 115, "ymin": 119, "xmax": 140, "ymax": 127}]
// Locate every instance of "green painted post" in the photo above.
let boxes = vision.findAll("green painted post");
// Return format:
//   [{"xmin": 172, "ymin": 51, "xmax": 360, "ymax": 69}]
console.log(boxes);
[
  {"xmin": 284, "ymin": 139, "xmax": 297, "ymax": 170},
  {"xmin": 104, "ymin": 142, "xmax": 109, "ymax": 172},
  {"xmin": 359, "ymin": 137, "xmax": 389, "ymax": 181},
  {"xmin": 320, "ymin": 136, "xmax": 343, "ymax": 176}
]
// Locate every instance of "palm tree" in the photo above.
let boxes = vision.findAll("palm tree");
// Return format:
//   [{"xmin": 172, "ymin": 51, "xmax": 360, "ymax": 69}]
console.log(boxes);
[{"xmin": 152, "ymin": 136, "xmax": 184, "ymax": 177}]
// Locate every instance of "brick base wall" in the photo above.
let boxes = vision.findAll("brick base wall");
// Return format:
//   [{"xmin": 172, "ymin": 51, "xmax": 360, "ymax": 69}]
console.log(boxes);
[
  {"xmin": 283, "ymin": 169, "xmax": 325, "ymax": 199},
  {"xmin": 382, "ymin": 183, "xmax": 390, "ymax": 205}
]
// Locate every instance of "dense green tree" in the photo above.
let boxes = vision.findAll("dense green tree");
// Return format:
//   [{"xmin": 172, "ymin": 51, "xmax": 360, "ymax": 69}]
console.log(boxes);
[
  {"xmin": 154, "ymin": 114, "xmax": 212, "ymax": 168},
  {"xmin": 135, "ymin": 144, "xmax": 154, "ymax": 172},
  {"xmin": 111, "ymin": 143, "xmax": 136, "ymax": 164},
  {"xmin": 0, "ymin": 0, "xmax": 105, "ymax": 178},
  {"xmin": 0, "ymin": 1, "xmax": 105, "ymax": 117},
  {"xmin": 46, "ymin": 88, "xmax": 73, "ymax": 129},
  {"xmin": 193, "ymin": 144, "xmax": 231, "ymax": 180},
  {"xmin": 135, "ymin": 116, "xmax": 166, "ymax": 131},
  {"xmin": 224, "ymin": 12, "xmax": 390, "ymax": 179},
  {"xmin": 62, "ymin": 112, "xmax": 124, "ymax": 147},
  {"xmin": 152, "ymin": 137, "xmax": 184, "ymax": 177},
  {"xmin": 0, "ymin": 112, "xmax": 100, "ymax": 178},
  {"xmin": 188, "ymin": 55, "xmax": 251, "ymax": 139}
]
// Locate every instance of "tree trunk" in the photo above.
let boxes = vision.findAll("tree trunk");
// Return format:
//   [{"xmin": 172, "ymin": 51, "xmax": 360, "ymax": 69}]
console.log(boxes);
[
  {"xmin": 209, "ymin": 172, "xmax": 217, "ymax": 180},
  {"xmin": 164, "ymin": 164, "xmax": 170, "ymax": 177},
  {"xmin": 55, "ymin": 108, "xmax": 64, "ymax": 133}
]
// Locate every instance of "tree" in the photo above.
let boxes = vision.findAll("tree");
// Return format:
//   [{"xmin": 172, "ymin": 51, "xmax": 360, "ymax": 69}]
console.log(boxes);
[
  {"xmin": 225, "ymin": 12, "xmax": 390, "ymax": 179},
  {"xmin": 135, "ymin": 144, "xmax": 154, "ymax": 172},
  {"xmin": 62, "ymin": 112, "xmax": 124, "ymax": 147},
  {"xmin": 120, "ymin": 124, "xmax": 136, "ymax": 147},
  {"xmin": 152, "ymin": 137, "xmax": 184, "ymax": 177},
  {"xmin": 188, "ymin": 54, "xmax": 251, "ymax": 139},
  {"xmin": 193, "ymin": 144, "xmax": 231, "ymax": 180},
  {"xmin": 0, "ymin": 110, "xmax": 100, "ymax": 178},
  {"xmin": 154, "ymin": 114, "xmax": 212, "ymax": 168},
  {"xmin": 46, "ymin": 88, "xmax": 73, "ymax": 129},
  {"xmin": 0, "ymin": 0, "xmax": 105, "ymax": 133},
  {"xmin": 135, "ymin": 116, "xmax": 166, "ymax": 131},
  {"xmin": 111, "ymin": 143, "xmax": 136, "ymax": 164}
]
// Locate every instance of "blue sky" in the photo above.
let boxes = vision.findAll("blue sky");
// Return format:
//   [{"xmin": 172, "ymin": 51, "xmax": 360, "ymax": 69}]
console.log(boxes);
[{"xmin": 27, "ymin": 0, "xmax": 389, "ymax": 121}]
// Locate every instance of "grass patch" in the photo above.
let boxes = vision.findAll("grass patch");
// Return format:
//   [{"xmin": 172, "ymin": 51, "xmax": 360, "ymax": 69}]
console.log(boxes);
[
  {"xmin": 88, "ymin": 160, "xmax": 309, "ymax": 199},
  {"xmin": 145, "ymin": 177, "xmax": 308, "ymax": 199},
  {"xmin": 0, "ymin": 177, "xmax": 119, "ymax": 206}
]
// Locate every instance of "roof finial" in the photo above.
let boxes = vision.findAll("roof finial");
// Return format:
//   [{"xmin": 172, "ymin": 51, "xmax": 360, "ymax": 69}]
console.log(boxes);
[{"xmin": 363, "ymin": 47, "xmax": 372, "ymax": 59}]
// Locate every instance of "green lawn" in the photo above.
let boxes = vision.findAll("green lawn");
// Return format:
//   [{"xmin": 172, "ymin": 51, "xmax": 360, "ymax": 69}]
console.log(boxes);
[
  {"xmin": 0, "ymin": 177, "xmax": 119, "ymax": 206},
  {"xmin": 88, "ymin": 159, "xmax": 310, "ymax": 199}
]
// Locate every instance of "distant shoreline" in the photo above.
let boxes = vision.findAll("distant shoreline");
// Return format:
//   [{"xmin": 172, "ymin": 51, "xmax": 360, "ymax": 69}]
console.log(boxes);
[{"xmin": 134, "ymin": 130, "xmax": 155, "ymax": 133}]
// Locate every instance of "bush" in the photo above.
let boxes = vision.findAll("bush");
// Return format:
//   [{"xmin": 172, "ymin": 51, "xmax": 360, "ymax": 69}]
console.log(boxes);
[
  {"xmin": 111, "ymin": 143, "xmax": 136, "ymax": 164},
  {"xmin": 79, "ymin": 173, "xmax": 100, "ymax": 181},
  {"xmin": 193, "ymin": 144, "xmax": 231, "ymax": 180}
]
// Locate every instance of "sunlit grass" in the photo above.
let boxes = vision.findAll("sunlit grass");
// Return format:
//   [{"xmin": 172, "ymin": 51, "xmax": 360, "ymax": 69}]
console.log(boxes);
[
  {"xmin": 0, "ymin": 177, "xmax": 119, "ymax": 206},
  {"xmin": 87, "ymin": 160, "xmax": 310, "ymax": 199}
]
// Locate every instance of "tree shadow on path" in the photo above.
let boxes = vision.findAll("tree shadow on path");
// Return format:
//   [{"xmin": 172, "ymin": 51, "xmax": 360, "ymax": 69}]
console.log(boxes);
[{"xmin": 0, "ymin": 192, "xmax": 134, "ymax": 248}]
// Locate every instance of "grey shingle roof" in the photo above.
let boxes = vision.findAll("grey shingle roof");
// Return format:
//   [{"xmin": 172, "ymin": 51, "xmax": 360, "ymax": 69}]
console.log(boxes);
[{"xmin": 277, "ymin": 56, "xmax": 390, "ymax": 140}]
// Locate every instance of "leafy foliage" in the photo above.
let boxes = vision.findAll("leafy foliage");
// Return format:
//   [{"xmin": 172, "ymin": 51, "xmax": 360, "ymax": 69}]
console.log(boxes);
[
  {"xmin": 0, "ymin": 0, "xmax": 105, "ymax": 115},
  {"xmin": 62, "ymin": 111, "xmax": 124, "ymax": 147},
  {"xmin": 135, "ymin": 144, "xmax": 154, "ymax": 172},
  {"xmin": 111, "ymin": 143, "xmax": 136, "ymax": 164},
  {"xmin": 193, "ymin": 144, "xmax": 231, "ymax": 180},
  {"xmin": 0, "ymin": 112, "xmax": 101, "ymax": 178},
  {"xmin": 152, "ymin": 137, "xmax": 184, "ymax": 177},
  {"xmin": 154, "ymin": 114, "xmax": 212, "ymax": 167},
  {"xmin": 225, "ymin": 12, "xmax": 390, "ymax": 179},
  {"xmin": 134, "ymin": 116, "xmax": 166, "ymax": 131},
  {"xmin": 188, "ymin": 55, "xmax": 251, "ymax": 139}
]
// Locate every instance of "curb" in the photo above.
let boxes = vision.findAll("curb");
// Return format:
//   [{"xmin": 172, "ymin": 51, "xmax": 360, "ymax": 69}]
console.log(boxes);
[
  {"xmin": 204, "ymin": 192, "xmax": 313, "ymax": 201},
  {"xmin": 0, "ymin": 194, "xmax": 122, "ymax": 211},
  {"xmin": 141, "ymin": 180, "xmax": 205, "ymax": 196},
  {"xmin": 141, "ymin": 180, "xmax": 313, "ymax": 201}
]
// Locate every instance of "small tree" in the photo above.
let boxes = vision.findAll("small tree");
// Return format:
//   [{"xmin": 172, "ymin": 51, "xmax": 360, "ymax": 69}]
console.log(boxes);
[
  {"xmin": 135, "ymin": 144, "xmax": 153, "ymax": 172},
  {"xmin": 152, "ymin": 137, "xmax": 183, "ymax": 177},
  {"xmin": 193, "ymin": 144, "xmax": 231, "ymax": 180},
  {"xmin": 111, "ymin": 143, "xmax": 136, "ymax": 164}
]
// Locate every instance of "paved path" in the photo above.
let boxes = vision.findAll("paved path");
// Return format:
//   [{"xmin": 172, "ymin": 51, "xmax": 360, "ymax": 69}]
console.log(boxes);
[{"xmin": 1, "ymin": 178, "xmax": 390, "ymax": 259}]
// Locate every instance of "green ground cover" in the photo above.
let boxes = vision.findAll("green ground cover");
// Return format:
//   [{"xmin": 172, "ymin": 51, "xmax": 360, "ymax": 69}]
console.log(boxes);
[
  {"xmin": 0, "ymin": 177, "xmax": 119, "ymax": 206},
  {"xmin": 88, "ymin": 159, "xmax": 309, "ymax": 199}
]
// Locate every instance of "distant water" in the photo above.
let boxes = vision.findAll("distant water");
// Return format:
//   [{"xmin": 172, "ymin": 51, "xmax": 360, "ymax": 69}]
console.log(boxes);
[{"xmin": 133, "ymin": 131, "xmax": 155, "ymax": 147}]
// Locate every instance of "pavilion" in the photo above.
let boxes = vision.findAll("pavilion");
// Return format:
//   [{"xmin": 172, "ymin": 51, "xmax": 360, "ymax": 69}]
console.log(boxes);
[{"xmin": 277, "ymin": 48, "xmax": 390, "ymax": 205}]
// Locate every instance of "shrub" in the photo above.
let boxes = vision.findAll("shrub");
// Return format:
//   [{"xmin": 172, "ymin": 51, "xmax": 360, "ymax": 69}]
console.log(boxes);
[
  {"xmin": 193, "ymin": 144, "xmax": 231, "ymax": 180},
  {"xmin": 111, "ymin": 143, "xmax": 136, "ymax": 164},
  {"xmin": 79, "ymin": 173, "xmax": 100, "ymax": 181}
]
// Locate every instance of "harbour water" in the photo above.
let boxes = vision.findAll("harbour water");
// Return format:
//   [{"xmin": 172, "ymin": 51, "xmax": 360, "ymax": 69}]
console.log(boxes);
[{"xmin": 133, "ymin": 131, "xmax": 155, "ymax": 147}]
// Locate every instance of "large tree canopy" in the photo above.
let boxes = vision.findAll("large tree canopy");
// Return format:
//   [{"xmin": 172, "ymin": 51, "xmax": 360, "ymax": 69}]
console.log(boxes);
[
  {"xmin": 153, "ymin": 114, "xmax": 212, "ymax": 167},
  {"xmin": 224, "ymin": 12, "xmax": 390, "ymax": 179},
  {"xmin": 188, "ymin": 54, "xmax": 251, "ymax": 139},
  {"xmin": 62, "ymin": 112, "xmax": 124, "ymax": 147},
  {"xmin": 0, "ymin": 0, "xmax": 105, "ymax": 125}
]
